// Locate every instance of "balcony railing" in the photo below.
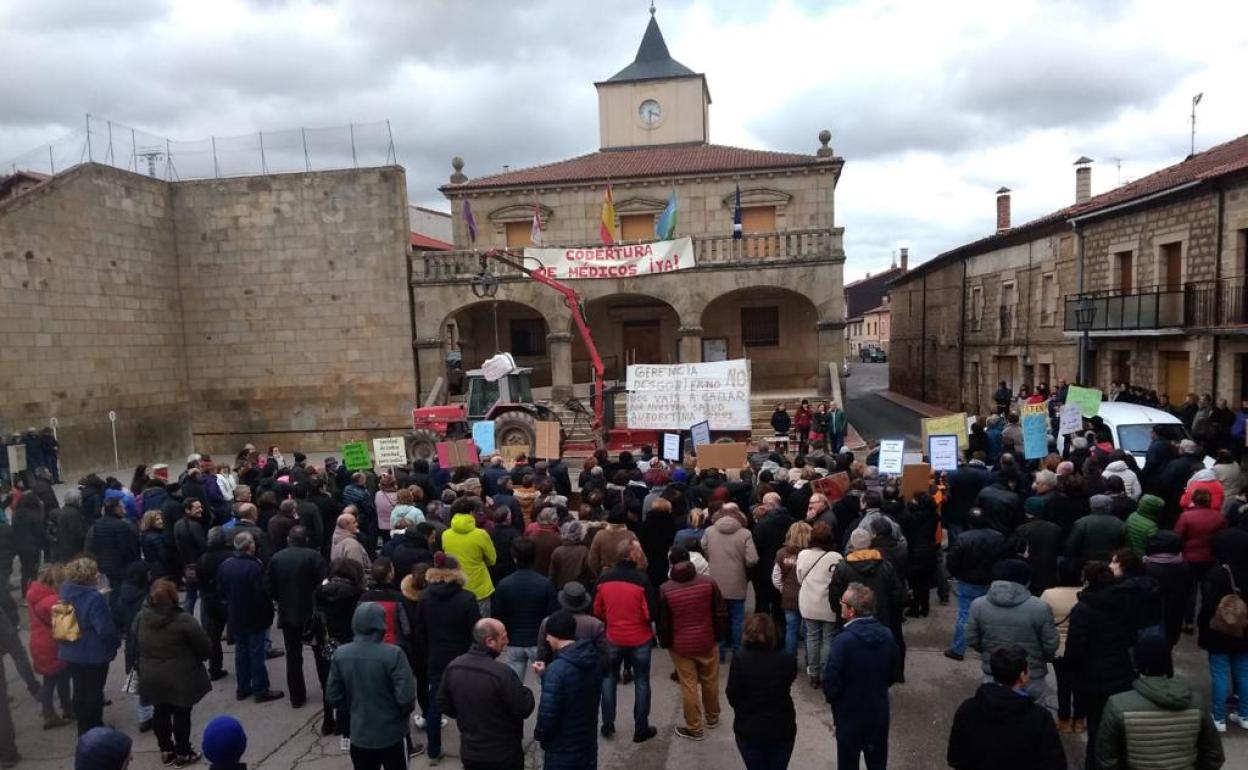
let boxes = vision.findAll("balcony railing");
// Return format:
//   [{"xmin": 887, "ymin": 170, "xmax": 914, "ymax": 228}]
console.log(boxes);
[
  {"xmin": 413, "ymin": 227, "xmax": 842, "ymax": 282},
  {"xmin": 1063, "ymin": 286, "xmax": 1185, "ymax": 332},
  {"xmin": 1185, "ymin": 277, "xmax": 1248, "ymax": 328}
]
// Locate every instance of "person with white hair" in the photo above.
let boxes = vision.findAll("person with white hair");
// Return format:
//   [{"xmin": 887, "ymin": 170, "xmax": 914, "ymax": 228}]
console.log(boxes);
[{"xmin": 216, "ymin": 531, "xmax": 284, "ymax": 704}]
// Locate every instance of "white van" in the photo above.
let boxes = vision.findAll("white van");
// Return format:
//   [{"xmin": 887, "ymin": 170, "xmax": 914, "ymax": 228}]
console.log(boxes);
[{"xmin": 1083, "ymin": 402, "xmax": 1212, "ymax": 471}]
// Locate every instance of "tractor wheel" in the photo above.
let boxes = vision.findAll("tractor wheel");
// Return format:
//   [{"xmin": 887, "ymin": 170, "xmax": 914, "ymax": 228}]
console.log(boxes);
[
  {"xmin": 494, "ymin": 411, "xmax": 537, "ymax": 455},
  {"xmin": 405, "ymin": 429, "xmax": 439, "ymax": 462}
]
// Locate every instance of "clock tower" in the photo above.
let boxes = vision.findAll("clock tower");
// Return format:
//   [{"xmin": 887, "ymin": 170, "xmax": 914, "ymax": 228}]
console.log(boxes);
[{"xmin": 594, "ymin": 7, "xmax": 710, "ymax": 150}]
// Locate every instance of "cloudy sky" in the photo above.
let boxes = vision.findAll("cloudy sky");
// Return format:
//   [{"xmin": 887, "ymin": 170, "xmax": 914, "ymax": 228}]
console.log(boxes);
[{"xmin": 3, "ymin": 0, "xmax": 1246, "ymax": 280}]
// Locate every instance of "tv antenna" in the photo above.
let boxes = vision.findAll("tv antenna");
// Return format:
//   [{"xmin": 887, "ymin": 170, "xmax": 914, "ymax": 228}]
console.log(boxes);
[{"xmin": 136, "ymin": 147, "xmax": 164, "ymax": 178}]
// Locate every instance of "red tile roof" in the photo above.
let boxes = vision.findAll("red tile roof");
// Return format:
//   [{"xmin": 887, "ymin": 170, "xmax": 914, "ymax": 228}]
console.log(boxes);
[
  {"xmin": 410, "ymin": 232, "xmax": 454, "ymax": 250},
  {"xmin": 445, "ymin": 143, "xmax": 826, "ymax": 191}
]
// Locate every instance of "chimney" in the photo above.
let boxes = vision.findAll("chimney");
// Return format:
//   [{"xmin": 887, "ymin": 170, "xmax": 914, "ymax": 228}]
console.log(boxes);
[
  {"xmin": 899, "ymin": 247, "xmax": 909, "ymax": 271},
  {"xmin": 995, "ymin": 187, "xmax": 1011, "ymax": 233},
  {"xmin": 1074, "ymin": 156, "xmax": 1093, "ymax": 204}
]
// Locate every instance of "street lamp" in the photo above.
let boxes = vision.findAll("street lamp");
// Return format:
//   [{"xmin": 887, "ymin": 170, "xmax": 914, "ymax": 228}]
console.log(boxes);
[
  {"xmin": 470, "ymin": 268, "xmax": 499, "ymax": 299},
  {"xmin": 1074, "ymin": 295, "xmax": 1097, "ymax": 386}
]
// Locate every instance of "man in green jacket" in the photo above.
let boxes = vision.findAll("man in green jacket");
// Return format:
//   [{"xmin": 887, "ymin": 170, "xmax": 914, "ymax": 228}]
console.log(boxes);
[
  {"xmin": 1096, "ymin": 633, "xmax": 1224, "ymax": 770},
  {"xmin": 1124, "ymin": 495, "xmax": 1164, "ymax": 557},
  {"xmin": 326, "ymin": 603, "xmax": 420, "ymax": 765}
]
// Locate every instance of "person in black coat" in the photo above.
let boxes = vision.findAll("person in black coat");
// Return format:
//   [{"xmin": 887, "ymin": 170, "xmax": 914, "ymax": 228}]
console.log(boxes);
[
  {"xmin": 1008, "ymin": 497, "xmax": 1064, "ymax": 597},
  {"xmin": 196, "ymin": 527, "xmax": 234, "ymax": 680},
  {"xmin": 1198, "ymin": 524, "xmax": 1248, "ymax": 727},
  {"xmin": 138, "ymin": 511, "xmax": 170, "ymax": 580},
  {"xmin": 946, "ymin": 461, "xmax": 992, "ymax": 536},
  {"xmin": 726, "ymin": 614, "xmax": 797, "ymax": 770},
  {"xmin": 388, "ymin": 524, "xmax": 435, "ymax": 583},
  {"xmin": 87, "ymin": 499, "xmax": 139, "ymax": 616},
  {"xmin": 751, "ymin": 495, "xmax": 796, "ymax": 623},
  {"xmin": 413, "ymin": 552, "xmax": 481, "ymax": 762},
  {"xmin": 12, "ymin": 493, "xmax": 46, "ymax": 593},
  {"xmin": 975, "ymin": 474, "xmax": 1024, "ymax": 535},
  {"xmin": 947, "ymin": 645, "xmax": 1066, "ymax": 770},
  {"xmin": 946, "ymin": 509, "xmax": 1006, "ymax": 659},
  {"xmin": 533, "ymin": 611, "xmax": 602, "ymax": 770},
  {"xmin": 1142, "ymin": 530, "xmax": 1190, "ymax": 648},
  {"xmin": 313, "ymin": 558, "xmax": 364, "ymax": 737},
  {"xmin": 903, "ymin": 493, "xmax": 940, "ymax": 617},
  {"xmin": 215, "ymin": 531, "xmax": 282, "ymax": 703},
  {"xmin": 265, "ymin": 526, "xmax": 326, "ymax": 708}
]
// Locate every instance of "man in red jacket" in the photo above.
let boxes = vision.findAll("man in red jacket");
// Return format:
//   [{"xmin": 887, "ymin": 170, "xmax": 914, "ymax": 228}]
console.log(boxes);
[
  {"xmin": 592, "ymin": 539, "xmax": 658, "ymax": 743},
  {"xmin": 658, "ymin": 545, "xmax": 727, "ymax": 741}
]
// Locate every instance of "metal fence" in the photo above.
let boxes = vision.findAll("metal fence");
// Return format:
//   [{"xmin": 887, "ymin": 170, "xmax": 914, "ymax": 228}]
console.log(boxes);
[{"xmin": 2, "ymin": 115, "xmax": 397, "ymax": 182}]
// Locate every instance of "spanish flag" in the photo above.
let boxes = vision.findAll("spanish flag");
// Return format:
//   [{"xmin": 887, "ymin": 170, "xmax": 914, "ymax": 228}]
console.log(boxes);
[{"xmin": 599, "ymin": 183, "xmax": 618, "ymax": 245}]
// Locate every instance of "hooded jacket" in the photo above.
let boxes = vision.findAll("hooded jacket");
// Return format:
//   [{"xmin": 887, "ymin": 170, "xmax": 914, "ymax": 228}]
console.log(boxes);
[
  {"xmin": 440, "ymin": 513, "xmax": 497, "ymax": 600},
  {"xmin": 413, "ymin": 568, "xmax": 480, "ymax": 677},
  {"xmin": 135, "ymin": 602, "xmax": 212, "ymax": 708},
  {"xmin": 57, "ymin": 581, "xmax": 120, "ymax": 665},
  {"xmin": 1103, "ymin": 461, "xmax": 1142, "ymax": 500},
  {"xmin": 822, "ymin": 616, "xmax": 898, "ymax": 725},
  {"xmin": 701, "ymin": 514, "xmax": 759, "ymax": 600},
  {"xmin": 1096, "ymin": 676, "xmax": 1224, "ymax": 770},
  {"xmin": 439, "ymin": 644, "xmax": 535, "ymax": 766},
  {"xmin": 965, "ymin": 580, "xmax": 1059, "ymax": 680},
  {"xmin": 1065, "ymin": 583, "xmax": 1136, "ymax": 697},
  {"xmin": 534, "ymin": 638, "xmax": 603, "ymax": 761},
  {"xmin": 1125, "ymin": 495, "xmax": 1164, "ymax": 556},
  {"xmin": 947, "ymin": 682, "xmax": 1066, "ymax": 770},
  {"xmin": 1174, "ymin": 506, "xmax": 1226, "ymax": 564},
  {"xmin": 25, "ymin": 580, "xmax": 65, "ymax": 676},
  {"xmin": 947, "ymin": 527, "xmax": 1006, "ymax": 586},
  {"xmin": 1067, "ymin": 498, "xmax": 1127, "ymax": 566},
  {"xmin": 326, "ymin": 603, "xmax": 416, "ymax": 750},
  {"xmin": 829, "ymin": 549, "xmax": 906, "ymax": 629}
]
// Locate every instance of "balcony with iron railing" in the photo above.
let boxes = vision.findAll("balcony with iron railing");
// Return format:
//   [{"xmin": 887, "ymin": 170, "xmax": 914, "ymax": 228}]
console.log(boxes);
[
  {"xmin": 412, "ymin": 227, "xmax": 844, "ymax": 283},
  {"xmin": 1062, "ymin": 285, "xmax": 1186, "ymax": 333},
  {"xmin": 1184, "ymin": 277, "xmax": 1248, "ymax": 328}
]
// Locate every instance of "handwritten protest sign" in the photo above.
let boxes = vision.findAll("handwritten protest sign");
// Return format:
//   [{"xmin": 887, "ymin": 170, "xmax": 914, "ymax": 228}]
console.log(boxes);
[
  {"xmin": 341, "ymin": 441, "xmax": 371, "ymax": 472},
  {"xmin": 928, "ymin": 434, "xmax": 959, "ymax": 472},
  {"xmin": 372, "ymin": 437, "xmax": 407, "ymax": 468},
  {"xmin": 525, "ymin": 237, "xmax": 695, "ymax": 280},
  {"xmin": 472, "ymin": 420, "xmax": 496, "ymax": 455},
  {"xmin": 1021, "ymin": 402, "xmax": 1049, "ymax": 459},
  {"xmin": 878, "ymin": 439, "xmax": 905, "ymax": 475},
  {"xmin": 690, "ymin": 420, "xmax": 711, "ymax": 450},
  {"xmin": 626, "ymin": 360, "xmax": 750, "ymax": 430},
  {"xmin": 1066, "ymin": 386, "xmax": 1103, "ymax": 418},
  {"xmin": 662, "ymin": 433, "xmax": 681, "ymax": 461},
  {"xmin": 921, "ymin": 412, "xmax": 969, "ymax": 450},
  {"xmin": 1059, "ymin": 404, "xmax": 1083, "ymax": 436}
]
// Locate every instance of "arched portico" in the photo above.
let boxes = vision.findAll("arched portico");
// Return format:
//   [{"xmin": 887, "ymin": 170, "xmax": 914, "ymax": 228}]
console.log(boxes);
[{"xmin": 700, "ymin": 286, "xmax": 820, "ymax": 391}]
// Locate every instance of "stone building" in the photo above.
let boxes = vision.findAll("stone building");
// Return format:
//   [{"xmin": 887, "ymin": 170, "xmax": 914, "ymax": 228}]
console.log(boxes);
[
  {"xmin": 890, "ymin": 133, "xmax": 1248, "ymax": 413},
  {"xmin": 847, "ymin": 298, "xmax": 891, "ymax": 359},
  {"xmin": 410, "ymin": 9, "xmax": 847, "ymax": 408}
]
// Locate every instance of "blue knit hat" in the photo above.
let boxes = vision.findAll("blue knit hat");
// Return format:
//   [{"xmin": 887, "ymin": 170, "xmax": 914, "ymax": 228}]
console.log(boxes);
[
  {"xmin": 203, "ymin": 715, "xmax": 247, "ymax": 764},
  {"xmin": 75, "ymin": 727, "xmax": 132, "ymax": 770}
]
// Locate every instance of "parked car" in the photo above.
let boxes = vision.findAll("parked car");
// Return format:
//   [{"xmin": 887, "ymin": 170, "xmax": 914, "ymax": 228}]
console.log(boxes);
[
  {"xmin": 1063, "ymin": 402, "xmax": 1213, "ymax": 471},
  {"xmin": 859, "ymin": 346, "xmax": 887, "ymax": 363}
]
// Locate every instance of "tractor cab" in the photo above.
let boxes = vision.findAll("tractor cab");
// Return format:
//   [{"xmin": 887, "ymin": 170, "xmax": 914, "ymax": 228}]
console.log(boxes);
[{"xmin": 465, "ymin": 368, "xmax": 534, "ymax": 420}]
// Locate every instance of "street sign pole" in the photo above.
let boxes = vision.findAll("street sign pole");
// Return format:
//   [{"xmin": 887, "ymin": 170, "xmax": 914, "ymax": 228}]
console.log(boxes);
[{"xmin": 108, "ymin": 411, "xmax": 119, "ymax": 471}]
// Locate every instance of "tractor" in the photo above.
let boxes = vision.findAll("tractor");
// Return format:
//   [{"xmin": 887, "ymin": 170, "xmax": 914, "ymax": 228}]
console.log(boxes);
[{"xmin": 405, "ymin": 367, "xmax": 563, "ymax": 461}]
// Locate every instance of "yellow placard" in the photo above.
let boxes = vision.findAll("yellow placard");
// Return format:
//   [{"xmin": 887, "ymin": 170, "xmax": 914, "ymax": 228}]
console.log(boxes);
[{"xmin": 921, "ymin": 412, "xmax": 969, "ymax": 451}]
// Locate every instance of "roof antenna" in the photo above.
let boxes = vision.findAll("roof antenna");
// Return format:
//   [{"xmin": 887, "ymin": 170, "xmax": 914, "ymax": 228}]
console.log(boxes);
[{"xmin": 650, "ymin": 1, "xmax": 656, "ymax": 15}]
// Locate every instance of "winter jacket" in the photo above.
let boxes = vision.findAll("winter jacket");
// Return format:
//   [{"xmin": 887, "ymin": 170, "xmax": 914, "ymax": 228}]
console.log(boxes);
[
  {"xmin": 726, "ymin": 648, "xmax": 797, "ymax": 742},
  {"xmin": 947, "ymin": 527, "xmax": 1006, "ymax": 586},
  {"xmin": 25, "ymin": 581, "xmax": 65, "ymax": 676},
  {"xmin": 796, "ymin": 547, "xmax": 843, "ymax": 622},
  {"xmin": 316, "ymin": 576, "xmax": 363, "ymax": 645},
  {"xmin": 702, "ymin": 514, "xmax": 759, "ymax": 600},
  {"xmin": 1096, "ymin": 676, "xmax": 1224, "ymax": 770},
  {"xmin": 440, "ymin": 513, "xmax": 497, "ymax": 600},
  {"xmin": 1008, "ymin": 518, "xmax": 1063, "ymax": 596},
  {"xmin": 1065, "ymin": 583, "xmax": 1136, "ymax": 698},
  {"xmin": 772, "ymin": 544, "xmax": 803, "ymax": 611},
  {"xmin": 1197, "ymin": 528, "xmax": 1248, "ymax": 655},
  {"xmin": 548, "ymin": 544, "xmax": 593, "ymax": 590},
  {"xmin": 13, "ymin": 495, "xmax": 47, "ymax": 552},
  {"xmin": 534, "ymin": 638, "xmax": 602, "ymax": 762},
  {"xmin": 1039, "ymin": 586, "xmax": 1079, "ymax": 656},
  {"xmin": 326, "ymin": 603, "xmax": 417, "ymax": 750},
  {"xmin": 413, "ymin": 568, "xmax": 480, "ymax": 677},
  {"xmin": 341, "ymin": 484, "xmax": 376, "ymax": 533},
  {"xmin": 947, "ymin": 683, "xmax": 1066, "ymax": 770},
  {"xmin": 536, "ymin": 611, "xmax": 607, "ymax": 667},
  {"xmin": 593, "ymin": 560, "xmax": 656, "ymax": 648},
  {"xmin": 265, "ymin": 545, "xmax": 326, "ymax": 629},
  {"xmin": 216, "ymin": 553, "xmax": 274, "ymax": 635},
  {"xmin": 389, "ymin": 534, "xmax": 434, "ymax": 585},
  {"xmin": 140, "ymin": 530, "xmax": 169, "ymax": 579},
  {"xmin": 135, "ymin": 603, "xmax": 212, "ymax": 708},
  {"xmin": 829, "ymin": 549, "xmax": 906, "ymax": 630},
  {"xmin": 1125, "ymin": 495, "xmax": 1164, "ymax": 556},
  {"xmin": 491, "ymin": 568, "xmax": 557, "ymax": 648},
  {"xmin": 174, "ymin": 516, "xmax": 207, "ymax": 568},
  {"xmin": 530, "ymin": 526, "xmax": 563, "ymax": 578},
  {"xmin": 946, "ymin": 464, "xmax": 992, "ymax": 530},
  {"xmin": 753, "ymin": 509, "xmax": 796, "ymax": 580},
  {"xmin": 56, "ymin": 582, "xmax": 120, "ymax": 665},
  {"xmin": 1175, "ymin": 507, "xmax": 1226, "ymax": 564},
  {"xmin": 1103, "ymin": 461, "xmax": 1142, "ymax": 500},
  {"xmin": 53, "ymin": 502, "xmax": 87, "ymax": 562},
  {"xmin": 330, "ymin": 527, "xmax": 371, "ymax": 573},
  {"xmin": 822, "ymin": 617, "xmax": 898, "ymax": 725},
  {"xmin": 439, "ymin": 645, "xmax": 535, "ymax": 767},
  {"xmin": 86, "ymin": 514, "xmax": 139, "ymax": 580},
  {"xmin": 1067, "ymin": 510, "xmax": 1127, "ymax": 566},
  {"xmin": 770, "ymin": 409, "xmax": 791, "ymax": 435},
  {"xmin": 658, "ymin": 560, "xmax": 726, "ymax": 656},
  {"xmin": 976, "ymin": 483, "xmax": 1024, "ymax": 534},
  {"xmin": 966, "ymin": 580, "xmax": 1059, "ymax": 680}
]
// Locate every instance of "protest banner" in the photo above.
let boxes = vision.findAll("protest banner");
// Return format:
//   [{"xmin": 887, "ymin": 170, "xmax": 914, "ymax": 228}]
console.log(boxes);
[
  {"xmin": 437, "ymin": 439, "xmax": 479, "ymax": 468},
  {"xmin": 928, "ymin": 434, "xmax": 959, "ymax": 472},
  {"xmin": 879, "ymin": 439, "xmax": 905, "ymax": 474},
  {"xmin": 695, "ymin": 442, "xmax": 747, "ymax": 471},
  {"xmin": 661, "ymin": 433, "xmax": 681, "ymax": 461},
  {"xmin": 901, "ymin": 463, "xmax": 932, "ymax": 499},
  {"xmin": 1066, "ymin": 385, "xmax": 1103, "ymax": 418},
  {"xmin": 341, "ymin": 441, "xmax": 371, "ymax": 472},
  {"xmin": 525, "ymin": 237, "xmax": 695, "ymax": 280},
  {"xmin": 626, "ymin": 360, "xmax": 750, "ymax": 430},
  {"xmin": 472, "ymin": 420, "xmax": 496, "ymax": 455},
  {"xmin": 534, "ymin": 422, "xmax": 561, "ymax": 460},
  {"xmin": 690, "ymin": 420, "xmax": 711, "ymax": 450},
  {"xmin": 6, "ymin": 444, "xmax": 25, "ymax": 474},
  {"xmin": 1058, "ymin": 404, "xmax": 1083, "ymax": 436},
  {"xmin": 921, "ymin": 412, "xmax": 969, "ymax": 450},
  {"xmin": 1021, "ymin": 403, "xmax": 1049, "ymax": 459},
  {"xmin": 372, "ymin": 437, "xmax": 407, "ymax": 468}
]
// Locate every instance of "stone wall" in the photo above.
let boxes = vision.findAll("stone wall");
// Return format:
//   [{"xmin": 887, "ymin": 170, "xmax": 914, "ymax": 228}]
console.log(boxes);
[
  {"xmin": 172, "ymin": 167, "xmax": 414, "ymax": 456},
  {"xmin": 889, "ymin": 259, "xmax": 965, "ymax": 412},
  {"xmin": 0, "ymin": 164, "xmax": 192, "ymax": 475}
]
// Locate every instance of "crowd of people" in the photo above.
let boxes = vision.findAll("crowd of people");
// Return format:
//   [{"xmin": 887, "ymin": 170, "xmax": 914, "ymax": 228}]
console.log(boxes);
[{"xmin": 0, "ymin": 414, "xmax": 1241, "ymax": 769}]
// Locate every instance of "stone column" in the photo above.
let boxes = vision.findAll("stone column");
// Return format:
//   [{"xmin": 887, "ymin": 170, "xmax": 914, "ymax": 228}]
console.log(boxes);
[
  {"xmin": 548, "ymin": 332, "xmax": 574, "ymax": 401},
  {"xmin": 678, "ymin": 325, "xmax": 704, "ymax": 364},
  {"xmin": 816, "ymin": 319, "xmax": 847, "ymax": 396},
  {"xmin": 414, "ymin": 338, "xmax": 447, "ymax": 405}
]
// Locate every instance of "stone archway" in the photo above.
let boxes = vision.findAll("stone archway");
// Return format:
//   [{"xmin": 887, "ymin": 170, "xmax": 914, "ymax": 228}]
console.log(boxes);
[
  {"xmin": 700, "ymin": 286, "xmax": 819, "ymax": 390},
  {"xmin": 572, "ymin": 293, "xmax": 682, "ymax": 383},
  {"xmin": 443, "ymin": 300, "xmax": 551, "ymax": 390}
]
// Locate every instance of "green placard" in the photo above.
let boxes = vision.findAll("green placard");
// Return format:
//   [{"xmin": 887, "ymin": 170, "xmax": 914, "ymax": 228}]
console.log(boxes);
[
  {"xmin": 341, "ymin": 441, "xmax": 372, "ymax": 472},
  {"xmin": 1066, "ymin": 385, "xmax": 1103, "ymax": 418}
]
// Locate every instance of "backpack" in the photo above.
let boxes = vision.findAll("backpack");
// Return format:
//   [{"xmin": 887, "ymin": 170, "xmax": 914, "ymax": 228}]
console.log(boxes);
[
  {"xmin": 1210, "ymin": 565, "xmax": 1248, "ymax": 639},
  {"xmin": 51, "ymin": 600, "xmax": 81, "ymax": 642}
]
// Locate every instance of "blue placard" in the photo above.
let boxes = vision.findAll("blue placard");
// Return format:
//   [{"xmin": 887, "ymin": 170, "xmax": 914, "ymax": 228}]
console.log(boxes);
[
  {"xmin": 1021, "ymin": 405, "xmax": 1049, "ymax": 460},
  {"xmin": 472, "ymin": 420, "xmax": 496, "ymax": 455}
]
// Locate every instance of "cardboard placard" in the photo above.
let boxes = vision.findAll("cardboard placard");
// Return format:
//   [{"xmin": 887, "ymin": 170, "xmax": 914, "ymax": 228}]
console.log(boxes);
[
  {"xmin": 1021, "ymin": 402, "xmax": 1049, "ymax": 460},
  {"xmin": 928, "ymin": 434, "xmax": 959, "ymax": 472},
  {"xmin": 661, "ymin": 433, "xmax": 681, "ymax": 461},
  {"xmin": 921, "ymin": 412, "xmax": 969, "ymax": 450},
  {"xmin": 534, "ymin": 421, "xmax": 561, "ymax": 460},
  {"xmin": 901, "ymin": 463, "xmax": 932, "ymax": 500},
  {"xmin": 372, "ymin": 437, "xmax": 408, "ymax": 468},
  {"xmin": 694, "ymin": 442, "xmax": 747, "ymax": 471},
  {"xmin": 436, "ymin": 439, "xmax": 480, "ymax": 469},
  {"xmin": 690, "ymin": 420, "xmax": 711, "ymax": 450},
  {"xmin": 472, "ymin": 420, "xmax": 496, "ymax": 455},
  {"xmin": 878, "ymin": 439, "xmax": 905, "ymax": 475},
  {"xmin": 1066, "ymin": 385, "xmax": 1103, "ymax": 418},
  {"xmin": 341, "ymin": 441, "xmax": 372, "ymax": 472},
  {"xmin": 812, "ymin": 471, "xmax": 850, "ymax": 501},
  {"xmin": 1058, "ymin": 404, "xmax": 1083, "ymax": 436},
  {"xmin": 499, "ymin": 445, "xmax": 526, "ymax": 464}
]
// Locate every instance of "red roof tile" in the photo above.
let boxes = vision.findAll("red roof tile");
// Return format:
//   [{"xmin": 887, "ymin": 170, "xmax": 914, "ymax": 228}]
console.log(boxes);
[
  {"xmin": 410, "ymin": 232, "xmax": 454, "ymax": 250},
  {"xmin": 445, "ymin": 143, "xmax": 826, "ymax": 191}
]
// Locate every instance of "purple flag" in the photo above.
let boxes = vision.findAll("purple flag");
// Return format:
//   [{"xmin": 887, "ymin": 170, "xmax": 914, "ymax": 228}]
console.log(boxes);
[{"xmin": 462, "ymin": 198, "xmax": 478, "ymax": 244}]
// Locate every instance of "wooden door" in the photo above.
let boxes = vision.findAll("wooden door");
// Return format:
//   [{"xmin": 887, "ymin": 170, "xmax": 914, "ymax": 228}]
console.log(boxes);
[
  {"xmin": 622, "ymin": 320, "xmax": 662, "ymax": 365},
  {"xmin": 1163, "ymin": 351, "xmax": 1190, "ymax": 401},
  {"xmin": 1163, "ymin": 243, "xmax": 1183, "ymax": 289},
  {"xmin": 1117, "ymin": 251, "xmax": 1134, "ymax": 293},
  {"xmin": 620, "ymin": 214, "xmax": 653, "ymax": 242}
]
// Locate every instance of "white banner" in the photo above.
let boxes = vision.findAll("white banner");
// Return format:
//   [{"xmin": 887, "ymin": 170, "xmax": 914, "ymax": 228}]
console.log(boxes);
[
  {"xmin": 626, "ymin": 359, "xmax": 750, "ymax": 431},
  {"xmin": 525, "ymin": 237, "xmax": 694, "ymax": 280},
  {"xmin": 372, "ymin": 437, "xmax": 408, "ymax": 468}
]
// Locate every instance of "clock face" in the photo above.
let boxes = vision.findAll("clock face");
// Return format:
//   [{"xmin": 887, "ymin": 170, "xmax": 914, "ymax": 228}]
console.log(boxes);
[{"xmin": 638, "ymin": 99, "xmax": 662, "ymax": 127}]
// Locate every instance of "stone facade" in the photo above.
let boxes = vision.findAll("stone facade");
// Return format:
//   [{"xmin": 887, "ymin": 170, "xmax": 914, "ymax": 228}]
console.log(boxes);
[
  {"xmin": 889, "ymin": 259, "xmax": 965, "ymax": 409},
  {"xmin": 0, "ymin": 162, "xmax": 413, "ymax": 474}
]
